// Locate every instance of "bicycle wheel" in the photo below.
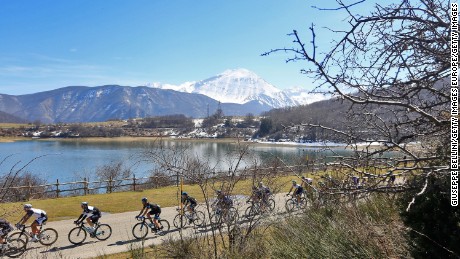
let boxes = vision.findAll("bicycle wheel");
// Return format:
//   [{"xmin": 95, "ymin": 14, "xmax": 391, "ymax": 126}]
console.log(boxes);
[
  {"xmin": 94, "ymin": 224, "xmax": 112, "ymax": 241},
  {"xmin": 8, "ymin": 232, "xmax": 29, "ymax": 245},
  {"xmin": 285, "ymin": 198, "xmax": 296, "ymax": 212},
  {"xmin": 225, "ymin": 207, "xmax": 239, "ymax": 224},
  {"xmin": 299, "ymin": 197, "xmax": 308, "ymax": 209},
  {"xmin": 158, "ymin": 219, "xmax": 170, "ymax": 232},
  {"xmin": 4, "ymin": 238, "xmax": 27, "ymax": 258},
  {"xmin": 244, "ymin": 205, "xmax": 257, "ymax": 218},
  {"xmin": 68, "ymin": 227, "xmax": 87, "ymax": 245},
  {"xmin": 39, "ymin": 228, "xmax": 58, "ymax": 246},
  {"xmin": 210, "ymin": 213, "xmax": 222, "ymax": 227},
  {"xmin": 173, "ymin": 214, "xmax": 186, "ymax": 229},
  {"xmin": 192, "ymin": 211, "xmax": 206, "ymax": 227},
  {"xmin": 132, "ymin": 223, "xmax": 148, "ymax": 239}
]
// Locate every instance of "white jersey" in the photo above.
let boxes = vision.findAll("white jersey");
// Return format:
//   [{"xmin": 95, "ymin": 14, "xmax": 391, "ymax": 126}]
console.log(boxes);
[
  {"xmin": 82, "ymin": 206, "xmax": 99, "ymax": 217},
  {"xmin": 27, "ymin": 208, "xmax": 46, "ymax": 219}
]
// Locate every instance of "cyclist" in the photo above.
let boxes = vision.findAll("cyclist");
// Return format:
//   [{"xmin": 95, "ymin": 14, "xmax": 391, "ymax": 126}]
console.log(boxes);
[
  {"xmin": 0, "ymin": 218, "xmax": 13, "ymax": 249},
  {"xmin": 351, "ymin": 175, "xmax": 360, "ymax": 188},
  {"xmin": 258, "ymin": 182, "xmax": 271, "ymax": 206},
  {"xmin": 181, "ymin": 192, "xmax": 198, "ymax": 223},
  {"xmin": 215, "ymin": 190, "xmax": 233, "ymax": 214},
  {"xmin": 301, "ymin": 176, "xmax": 313, "ymax": 187},
  {"xmin": 286, "ymin": 180, "xmax": 304, "ymax": 204},
  {"xmin": 247, "ymin": 186, "xmax": 261, "ymax": 203},
  {"xmin": 388, "ymin": 172, "xmax": 396, "ymax": 186},
  {"xmin": 74, "ymin": 202, "xmax": 101, "ymax": 234},
  {"xmin": 136, "ymin": 197, "xmax": 162, "ymax": 231},
  {"xmin": 301, "ymin": 176, "xmax": 315, "ymax": 199},
  {"xmin": 17, "ymin": 204, "xmax": 47, "ymax": 242}
]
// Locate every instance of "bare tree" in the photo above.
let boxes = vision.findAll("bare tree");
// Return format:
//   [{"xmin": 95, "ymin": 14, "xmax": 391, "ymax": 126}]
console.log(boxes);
[
  {"xmin": 264, "ymin": 0, "xmax": 456, "ymax": 257},
  {"xmin": 263, "ymin": 0, "xmax": 450, "ymax": 200}
]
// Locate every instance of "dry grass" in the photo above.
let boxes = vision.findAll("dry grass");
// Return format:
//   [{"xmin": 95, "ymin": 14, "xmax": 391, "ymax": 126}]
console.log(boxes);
[{"xmin": 0, "ymin": 173, "xmax": 307, "ymax": 222}]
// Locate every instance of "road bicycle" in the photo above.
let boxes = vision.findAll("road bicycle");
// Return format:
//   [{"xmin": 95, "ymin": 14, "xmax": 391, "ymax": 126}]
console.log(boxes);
[
  {"xmin": 68, "ymin": 221, "xmax": 112, "ymax": 245},
  {"xmin": 0, "ymin": 235, "xmax": 27, "ymax": 258},
  {"xmin": 173, "ymin": 207, "xmax": 206, "ymax": 229},
  {"xmin": 244, "ymin": 197, "xmax": 276, "ymax": 218},
  {"xmin": 209, "ymin": 204, "xmax": 239, "ymax": 227},
  {"xmin": 285, "ymin": 194, "xmax": 308, "ymax": 213},
  {"xmin": 10, "ymin": 223, "xmax": 58, "ymax": 246},
  {"xmin": 132, "ymin": 216, "xmax": 170, "ymax": 239}
]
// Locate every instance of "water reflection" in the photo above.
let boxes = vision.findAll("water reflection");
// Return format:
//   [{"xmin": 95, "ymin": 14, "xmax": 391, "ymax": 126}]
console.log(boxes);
[{"xmin": 0, "ymin": 139, "xmax": 358, "ymax": 181}]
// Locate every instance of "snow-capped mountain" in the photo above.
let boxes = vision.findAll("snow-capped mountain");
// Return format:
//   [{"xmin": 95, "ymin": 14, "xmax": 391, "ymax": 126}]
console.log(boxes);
[
  {"xmin": 284, "ymin": 87, "xmax": 328, "ymax": 105},
  {"xmin": 149, "ymin": 69, "xmax": 299, "ymax": 108}
]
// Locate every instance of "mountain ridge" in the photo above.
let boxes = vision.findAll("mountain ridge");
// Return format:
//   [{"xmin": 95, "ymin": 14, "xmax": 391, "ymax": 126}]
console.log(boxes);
[
  {"xmin": 0, "ymin": 85, "xmax": 272, "ymax": 123},
  {"xmin": 0, "ymin": 69, "xmax": 325, "ymax": 123},
  {"xmin": 148, "ymin": 68, "xmax": 323, "ymax": 107}
]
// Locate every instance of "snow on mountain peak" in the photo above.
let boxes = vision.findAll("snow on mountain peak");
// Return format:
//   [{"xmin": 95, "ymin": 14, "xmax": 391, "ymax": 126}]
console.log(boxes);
[
  {"xmin": 147, "ymin": 69, "xmax": 322, "ymax": 108},
  {"xmin": 219, "ymin": 68, "xmax": 261, "ymax": 79}
]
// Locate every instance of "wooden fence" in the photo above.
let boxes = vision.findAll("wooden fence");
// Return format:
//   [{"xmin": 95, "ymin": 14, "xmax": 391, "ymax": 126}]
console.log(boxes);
[{"xmin": 0, "ymin": 165, "xmax": 318, "ymax": 201}]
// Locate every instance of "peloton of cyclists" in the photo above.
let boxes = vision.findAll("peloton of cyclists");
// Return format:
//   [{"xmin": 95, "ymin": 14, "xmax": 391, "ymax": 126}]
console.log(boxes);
[
  {"xmin": 136, "ymin": 197, "xmax": 162, "ymax": 231},
  {"xmin": 17, "ymin": 204, "xmax": 47, "ymax": 242},
  {"xmin": 74, "ymin": 202, "xmax": 101, "ymax": 234}
]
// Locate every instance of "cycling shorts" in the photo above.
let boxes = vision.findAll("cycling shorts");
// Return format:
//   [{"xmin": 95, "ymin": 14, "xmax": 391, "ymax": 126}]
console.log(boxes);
[
  {"xmin": 89, "ymin": 214, "xmax": 101, "ymax": 223},
  {"xmin": 294, "ymin": 187, "xmax": 304, "ymax": 195},
  {"xmin": 34, "ymin": 215, "xmax": 48, "ymax": 225}
]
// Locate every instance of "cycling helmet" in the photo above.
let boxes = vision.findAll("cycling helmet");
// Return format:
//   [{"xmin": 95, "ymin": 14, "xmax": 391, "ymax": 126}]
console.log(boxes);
[
  {"xmin": 301, "ymin": 176, "xmax": 306, "ymax": 179},
  {"xmin": 292, "ymin": 180, "xmax": 297, "ymax": 184},
  {"xmin": 216, "ymin": 190, "xmax": 222, "ymax": 194},
  {"xmin": 141, "ymin": 197, "xmax": 148, "ymax": 202},
  {"xmin": 181, "ymin": 192, "xmax": 188, "ymax": 196},
  {"xmin": 81, "ymin": 202, "xmax": 88, "ymax": 206},
  {"xmin": 258, "ymin": 182, "xmax": 263, "ymax": 186},
  {"xmin": 23, "ymin": 204, "xmax": 32, "ymax": 209}
]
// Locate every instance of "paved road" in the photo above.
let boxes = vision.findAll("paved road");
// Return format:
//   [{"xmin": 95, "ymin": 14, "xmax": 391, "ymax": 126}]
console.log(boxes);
[{"xmin": 12, "ymin": 193, "xmax": 290, "ymax": 259}]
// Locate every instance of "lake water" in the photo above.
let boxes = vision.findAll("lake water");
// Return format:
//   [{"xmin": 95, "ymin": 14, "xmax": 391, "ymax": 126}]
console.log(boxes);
[{"xmin": 0, "ymin": 139, "xmax": 352, "ymax": 182}]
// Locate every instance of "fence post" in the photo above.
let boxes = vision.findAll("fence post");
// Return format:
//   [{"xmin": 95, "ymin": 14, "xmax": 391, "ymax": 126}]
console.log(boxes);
[
  {"xmin": 56, "ymin": 179, "xmax": 60, "ymax": 198},
  {"xmin": 107, "ymin": 177, "xmax": 112, "ymax": 193},
  {"xmin": 26, "ymin": 181, "xmax": 31, "ymax": 201},
  {"xmin": 83, "ymin": 177, "xmax": 88, "ymax": 195},
  {"xmin": 133, "ymin": 174, "xmax": 136, "ymax": 191}
]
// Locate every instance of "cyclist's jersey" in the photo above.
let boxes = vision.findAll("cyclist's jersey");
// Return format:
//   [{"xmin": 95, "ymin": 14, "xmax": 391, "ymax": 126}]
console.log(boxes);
[
  {"xmin": 182, "ymin": 196, "xmax": 197, "ymax": 205},
  {"xmin": 293, "ymin": 184, "xmax": 302, "ymax": 189},
  {"xmin": 0, "ymin": 218, "xmax": 12, "ymax": 229},
  {"xmin": 303, "ymin": 178, "xmax": 313, "ymax": 184},
  {"xmin": 217, "ymin": 195, "xmax": 232, "ymax": 207},
  {"xmin": 27, "ymin": 208, "xmax": 47, "ymax": 219},
  {"xmin": 293, "ymin": 184, "xmax": 304, "ymax": 194},
  {"xmin": 144, "ymin": 203, "xmax": 161, "ymax": 214},
  {"xmin": 352, "ymin": 176, "xmax": 360, "ymax": 185},
  {"xmin": 259, "ymin": 185, "xmax": 270, "ymax": 194},
  {"xmin": 0, "ymin": 218, "xmax": 13, "ymax": 237},
  {"xmin": 82, "ymin": 206, "xmax": 100, "ymax": 217}
]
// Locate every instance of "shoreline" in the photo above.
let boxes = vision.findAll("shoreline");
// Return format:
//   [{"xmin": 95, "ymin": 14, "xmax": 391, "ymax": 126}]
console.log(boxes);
[{"xmin": 0, "ymin": 136, "xmax": 397, "ymax": 149}]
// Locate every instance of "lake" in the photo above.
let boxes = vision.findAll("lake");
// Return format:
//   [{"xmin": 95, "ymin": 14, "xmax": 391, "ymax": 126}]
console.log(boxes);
[{"xmin": 0, "ymin": 138, "xmax": 353, "ymax": 182}]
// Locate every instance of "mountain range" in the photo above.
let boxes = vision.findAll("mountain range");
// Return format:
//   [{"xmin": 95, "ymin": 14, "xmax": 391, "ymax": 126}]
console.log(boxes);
[{"xmin": 0, "ymin": 69, "xmax": 323, "ymax": 123}]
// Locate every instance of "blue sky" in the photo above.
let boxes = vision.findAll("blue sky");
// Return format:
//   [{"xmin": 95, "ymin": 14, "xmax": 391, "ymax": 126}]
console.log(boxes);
[{"xmin": 0, "ymin": 0, "xmax": 362, "ymax": 95}]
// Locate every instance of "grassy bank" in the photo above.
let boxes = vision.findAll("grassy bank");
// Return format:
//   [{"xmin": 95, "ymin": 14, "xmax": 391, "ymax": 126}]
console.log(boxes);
[{"xmin": 0, "ymin": 175, "xmax": 298, "ymax": 223}]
